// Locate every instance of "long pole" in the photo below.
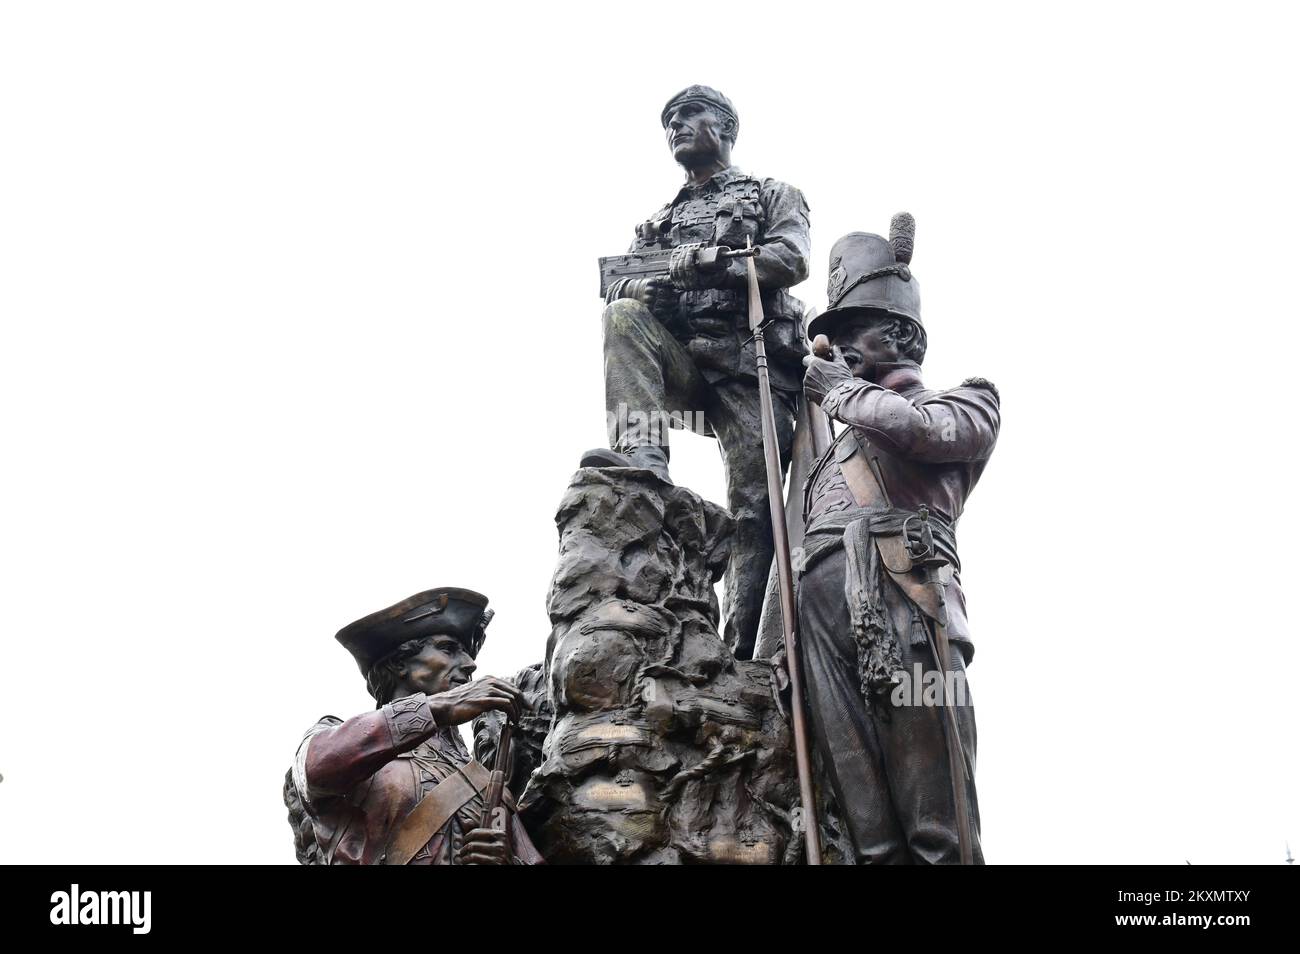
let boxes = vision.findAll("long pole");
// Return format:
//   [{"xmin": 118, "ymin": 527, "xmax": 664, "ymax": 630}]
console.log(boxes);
[{"xmin": 745, "ymin": 238, "xmax": 821, "ymax": 864}]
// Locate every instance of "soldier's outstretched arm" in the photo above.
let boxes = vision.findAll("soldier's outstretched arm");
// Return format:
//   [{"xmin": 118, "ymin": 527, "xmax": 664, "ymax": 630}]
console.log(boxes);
[
  {"xmin": 303, "ymin": 679, "xmax": 522, "ymax": 800},
  {"xmin": 302, "ymin": 697, "xmax": 441, "ymax": 800},
  {"xmin": 805, "ymin": 356, "xmax": 1000, "ymax": 463}
]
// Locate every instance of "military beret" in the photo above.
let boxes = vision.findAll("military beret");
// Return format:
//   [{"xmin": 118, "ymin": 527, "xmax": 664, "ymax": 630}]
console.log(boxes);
[
  {"xmin": 335, "ymin": 587, "xmax": 491, "ymax": 678},
  {"xmin": 661, "ymin": 85, "xmax": 739, "ymax": 138}
]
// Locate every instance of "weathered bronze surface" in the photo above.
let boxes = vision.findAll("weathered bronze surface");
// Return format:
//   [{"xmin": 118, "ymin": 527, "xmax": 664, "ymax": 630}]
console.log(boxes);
[
  {"xmin": 583, "ymin": 84, "xmax": 812, "ymax": 660},
  {"xmin": 287, "ymin": 92, "xmax": 1003, "ymax": 868},
  {"xmin": 799, "ymin": 219, "xmax": 1000, "ymax": 863},
  {"xmin": 473, "ymin": 662, "xmax": 551, "ymax": 799},
  {"xmin": 741, "ymin": 237, "xmax": 822, "ymax": 862},
  {"xmin": 517, "ymin": 467, "xmax": 803, "ymax": 863},
  {"xmin": 284, "ymin": 588, "xmax": 543, "ymax": 864}
]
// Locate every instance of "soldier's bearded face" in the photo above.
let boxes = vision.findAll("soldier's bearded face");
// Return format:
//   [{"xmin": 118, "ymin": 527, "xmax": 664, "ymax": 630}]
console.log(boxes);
[
  {"xmin": 398, "ymin": 635, "xmax": 477, "ymax": 696},
  {"xmin": 665, "ymin": 103, "xmax": 726, "ymax": 166},
  {"xmin": 834, "ymin": 318, "xmax": 901, "ymax": 383}
]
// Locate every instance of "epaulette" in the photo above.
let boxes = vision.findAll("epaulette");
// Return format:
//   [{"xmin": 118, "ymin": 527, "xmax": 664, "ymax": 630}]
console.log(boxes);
[{"xmin": 960, "ymin": 376, "xmax": 999, "ymax": 400}]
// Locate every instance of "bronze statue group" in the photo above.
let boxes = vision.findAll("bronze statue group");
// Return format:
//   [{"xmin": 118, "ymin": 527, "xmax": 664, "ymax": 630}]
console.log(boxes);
[{"xmin": 285, "ymin": 85, "xmax": 1001, "ymax": 865}]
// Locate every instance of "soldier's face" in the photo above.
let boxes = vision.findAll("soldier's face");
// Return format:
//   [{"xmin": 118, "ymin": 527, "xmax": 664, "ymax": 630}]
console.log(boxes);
[
  {"xmin": 834, "ymin": 318, "xmax": 901, "ymax": 383},
  {"xmin": 665, "ymin": 103, "xmax": 727, "ymax": 166},
  {"xmin": 398, "ymin": 634, "xmax": 477, "ymax": 696}
]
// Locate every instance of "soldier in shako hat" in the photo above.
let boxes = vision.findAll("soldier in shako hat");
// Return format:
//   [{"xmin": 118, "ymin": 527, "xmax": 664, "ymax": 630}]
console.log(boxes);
[
  {"xmin": 799, "ymin": 215, "xmax": 1001, "ymax": 863},
  {"xmin": 284, "ymin": 587, "xmax": 543, "ymax": 864},
  {"xmin": 582, "ymin": 84, "xmax": 812, "ymax": 660}
]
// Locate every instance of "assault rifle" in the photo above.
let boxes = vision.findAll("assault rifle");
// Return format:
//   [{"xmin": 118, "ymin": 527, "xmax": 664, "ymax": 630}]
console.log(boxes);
[{"xmin": 598, "ymin": 243, "xmax": 758, "ymax": 300}]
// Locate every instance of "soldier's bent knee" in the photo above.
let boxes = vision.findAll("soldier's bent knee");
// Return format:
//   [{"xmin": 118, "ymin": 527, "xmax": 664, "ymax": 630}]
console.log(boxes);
[{"xmin": 602, "ymin": 298, "xmax": 655, "ymax": 342}]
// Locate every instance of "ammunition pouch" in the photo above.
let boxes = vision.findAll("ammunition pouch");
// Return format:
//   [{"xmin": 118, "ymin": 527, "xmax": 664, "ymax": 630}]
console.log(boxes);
[
  {"xmin": 759, "ymin": 308, "xmax": 810, "ymax": 367},
  {"xmin": 713, "ymin": 179, "xmax": 763, "ymax": 249},
  {"xmin": 672, "ymin": 288, "xmax": 807, "ymax": 367}
]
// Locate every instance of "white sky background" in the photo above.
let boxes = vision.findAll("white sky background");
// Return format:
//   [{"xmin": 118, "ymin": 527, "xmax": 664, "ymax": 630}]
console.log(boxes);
[{"xmin": 1, "ymin": 1, "xmax": 1297, "ymax": 865}]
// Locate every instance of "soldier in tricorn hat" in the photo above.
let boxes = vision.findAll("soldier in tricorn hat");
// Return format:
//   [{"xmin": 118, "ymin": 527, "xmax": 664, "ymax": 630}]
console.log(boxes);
[
  {"xmin": 799, "ymin": 216, "xmax": 1000, "ymax": 863},
  {"xmin": 284, "ymin": 587, "xmax": 543, "ymax": 864},
  {"xmin": 582, "ymin": 84, "xmax": 812, "ymax": 660}
]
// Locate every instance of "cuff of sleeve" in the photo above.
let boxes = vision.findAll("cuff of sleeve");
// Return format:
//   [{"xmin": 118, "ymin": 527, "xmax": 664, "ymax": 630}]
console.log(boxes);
[
  {"xmin": 382, "ymin": 692, "xmax": 439, "ymax": 747},
  {"xmin": 722, "ymin": 259, "xmax": 749, "ymax": 289},
  {"xmin": 821, "ymin": 379, "xmax": 863, "ymax": 419}
]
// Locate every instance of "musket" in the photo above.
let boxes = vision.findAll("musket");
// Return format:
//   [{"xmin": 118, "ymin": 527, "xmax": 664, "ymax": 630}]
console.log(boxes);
[
  {"xmin": 744, "ymin": 237, "xmax": 822, "ymax": 864},
  {"xmin": 478, "ymin": 716, "xmax": 514, "ymax": 842}
]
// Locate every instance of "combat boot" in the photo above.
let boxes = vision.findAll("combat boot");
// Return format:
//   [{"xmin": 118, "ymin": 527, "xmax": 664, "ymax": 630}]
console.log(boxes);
[{"xmin": 579, "ymin": 445, "xmax": 672, "ymax": 484}]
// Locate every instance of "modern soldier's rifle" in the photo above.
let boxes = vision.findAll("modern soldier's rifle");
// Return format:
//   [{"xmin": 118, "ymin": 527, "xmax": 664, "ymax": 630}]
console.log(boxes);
[{"xmin": 598, "ymin": 243, "xmax": 758, "ymax": 302}]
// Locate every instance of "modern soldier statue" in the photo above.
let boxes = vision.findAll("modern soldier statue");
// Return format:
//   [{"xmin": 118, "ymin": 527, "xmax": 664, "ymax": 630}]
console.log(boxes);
[
  {"xmin": 582, "ymin": 85, "xmax": 812, "ymax": 659},
  {"xmin": 799, "ymin": 217, "xmax": 1000, "ymax": 863},
  {"xmin": 284, "ymin": 587, "xmax": 544, "ymax": 865}
]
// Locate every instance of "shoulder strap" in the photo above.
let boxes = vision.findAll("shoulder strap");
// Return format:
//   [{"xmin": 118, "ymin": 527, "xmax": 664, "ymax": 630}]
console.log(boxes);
[
  {"xmin": 838, "ymin": 430, "xmax": 890, "ymax": 509},
  {"xmin": 384, "ymin": 760, "xmax": 492, "ymax": 866}
]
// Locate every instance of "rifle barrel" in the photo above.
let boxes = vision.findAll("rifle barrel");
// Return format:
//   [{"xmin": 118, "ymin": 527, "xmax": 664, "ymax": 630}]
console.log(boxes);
[{"xmin": 479, "ymin": 719, "xmax": 513, "ymax": 830}]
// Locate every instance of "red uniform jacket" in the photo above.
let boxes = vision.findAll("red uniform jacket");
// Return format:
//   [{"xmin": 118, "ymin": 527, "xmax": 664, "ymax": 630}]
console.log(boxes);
[{"xmin": 294, "ymin": 692, "xmax": 543, "ymax": 864}]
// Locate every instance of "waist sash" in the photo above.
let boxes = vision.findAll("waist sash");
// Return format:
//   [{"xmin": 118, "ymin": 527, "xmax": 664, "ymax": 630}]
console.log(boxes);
[{"xmin": 801, "ymin": 430, "xmax": 960, "ymax": 701}]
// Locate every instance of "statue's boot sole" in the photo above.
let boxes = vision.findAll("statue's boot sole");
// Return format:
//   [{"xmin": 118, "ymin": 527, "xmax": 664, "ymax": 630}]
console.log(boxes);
[
  {"xmin": 578, "ymin": 448, "xmax": 672, "ymax": 485},
  {"xmin": 579, "ymin": 448, "xmax": 631, "ymax": 468}
]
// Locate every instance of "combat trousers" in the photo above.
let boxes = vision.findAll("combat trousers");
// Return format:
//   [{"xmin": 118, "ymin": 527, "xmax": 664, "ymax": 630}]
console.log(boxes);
[
  {"xmin": 797, "ymin": 548, "xmax": 983, "ymax": 864},
  {"xmin": 602, "ymin": 298, "xmax": 795, "ymax": 659}
]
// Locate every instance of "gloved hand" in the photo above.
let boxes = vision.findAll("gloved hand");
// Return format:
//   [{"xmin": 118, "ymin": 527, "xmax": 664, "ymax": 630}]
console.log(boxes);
[
  {"xmin": 802, "ymin": 351, "xmax": 855, "ymax": 405},
  {"xmin": 667, "ymin": 244, "xmax": 704, "ymax": 290},
  {"xmin": 607, "ymin": 277, "xmax": 677, "ymax": 318}
]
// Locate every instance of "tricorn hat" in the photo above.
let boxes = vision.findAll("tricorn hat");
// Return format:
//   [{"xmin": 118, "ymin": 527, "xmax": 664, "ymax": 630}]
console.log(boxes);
[
  {"xmin": 661, "ymin": 85, "xmax": 739, "ymax": 139},
  {"xmin": 808, "ymin": 213, "xmax": 924, "ymax": 345},
  {"xmin": 335, "ymin": 587, "xmax": 492, "ymax": 678}
]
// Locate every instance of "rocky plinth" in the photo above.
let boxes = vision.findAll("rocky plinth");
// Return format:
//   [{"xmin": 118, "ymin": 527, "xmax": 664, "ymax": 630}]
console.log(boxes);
[{"xmin": 517, "ymin": 467, "xmax": 801, "ymax": 864}]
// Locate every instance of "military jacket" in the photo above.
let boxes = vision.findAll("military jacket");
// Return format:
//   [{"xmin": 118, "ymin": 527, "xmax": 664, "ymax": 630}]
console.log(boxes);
[
  {"xmin": 632, "ymin": 166, "xmax": 811, "ymax": 390},
  {"xmin": 803, "ymin": 362, "xmax": 1000, "ymax": 651},
  {"xmin": 293, "ymin": 692, "xmax": 543, "ymax": 865}
]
